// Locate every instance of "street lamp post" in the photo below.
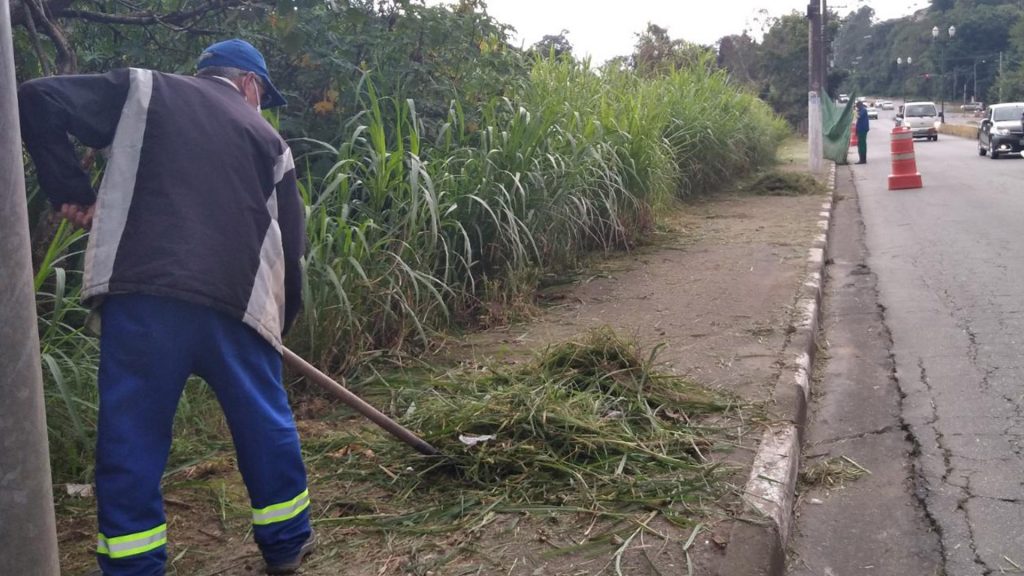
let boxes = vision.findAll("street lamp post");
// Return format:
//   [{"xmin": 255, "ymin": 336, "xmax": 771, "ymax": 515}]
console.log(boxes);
[
  {"xmin": 972, "ymin": 57, "xmax": 986, "ymax": 104},
  {"xmin": 932, "ymin": 24, "xmax": 956, "ymax": 122},
  {"xmin": 897, "ymin": 56, "xmax": 913, "ymax": 105}
]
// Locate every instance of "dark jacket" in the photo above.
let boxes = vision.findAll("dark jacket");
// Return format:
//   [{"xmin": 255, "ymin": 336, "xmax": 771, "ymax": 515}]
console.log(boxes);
[
  {"xmin": 856, "ymin": 106, "xmax": 870, "ymax": 133},
  {"xmin": 19, "ymin": 68, "xmax": 304, "ymax": 349}
]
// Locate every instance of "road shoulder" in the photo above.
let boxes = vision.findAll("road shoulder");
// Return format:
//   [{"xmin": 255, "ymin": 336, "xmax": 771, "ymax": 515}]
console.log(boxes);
[{"xmin": 786, "ymin": 165, "xmax": 943, "ymax": 575}]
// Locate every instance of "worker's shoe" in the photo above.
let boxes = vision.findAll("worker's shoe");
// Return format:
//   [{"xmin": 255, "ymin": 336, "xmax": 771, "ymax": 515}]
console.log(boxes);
[{"xmin": 265, "ymin": 531, "xmax": 317, "ymax": 575}]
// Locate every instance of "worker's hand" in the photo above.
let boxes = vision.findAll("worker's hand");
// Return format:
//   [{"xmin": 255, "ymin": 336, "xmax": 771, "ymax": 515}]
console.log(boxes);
[{"xmin": 58, "ymin": 203, "xmax": 95, "ymax": 231}]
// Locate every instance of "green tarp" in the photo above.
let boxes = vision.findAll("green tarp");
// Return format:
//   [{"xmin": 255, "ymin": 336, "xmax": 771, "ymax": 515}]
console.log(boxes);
[{"xmin": 822, "ymin": 94, "xmax": 856, "ymax": 165}]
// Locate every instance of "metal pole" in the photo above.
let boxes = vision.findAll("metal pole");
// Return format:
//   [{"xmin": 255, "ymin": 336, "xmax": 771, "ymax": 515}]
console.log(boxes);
[
  {"xmin": 999, "ymin": 51, "xmax": 1004, "ymax": 101},
  {"xmin": 902, "ymin": 64, "xmax": 906, "ymax": 104},
  {"xmin": 951, "ymin": 68, "xmax": 957, "ymax": 104},
  {"xmin": 905, "ymin": 64, "xmax": 908, "ymax": 104},
  {"xmin": 973, "ymin": 59, "xmax": 978, "ymax": 102},
  {"xmin": 940, "ymin": 45, "xmax": 946, "ymax": 121},
  {"xmin": 0, "ymin": 0, "xmax": 61, "ymax": 572}
]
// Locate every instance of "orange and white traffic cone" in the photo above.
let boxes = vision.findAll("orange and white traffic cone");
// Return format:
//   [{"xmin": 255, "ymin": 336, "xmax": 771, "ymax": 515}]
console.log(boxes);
[{"xmin": 888, "ymin": 126, "xmax": 923, "ymax": 190}]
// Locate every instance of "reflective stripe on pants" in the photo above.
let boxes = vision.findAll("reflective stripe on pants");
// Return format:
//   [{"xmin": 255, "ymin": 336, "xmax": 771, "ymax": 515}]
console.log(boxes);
[
  {"xmin": 97, "ymin": 524, "xmax": 167, "ymax": 559},
  {"xmin": 253, "ymin": 488, "xmax": 311, "ymax": 526}
]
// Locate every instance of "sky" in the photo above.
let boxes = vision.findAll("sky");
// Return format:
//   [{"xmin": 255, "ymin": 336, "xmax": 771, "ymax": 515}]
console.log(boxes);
[{"xmin": 431, "ymin": 0, "xmax": 927, "ymax": 64}]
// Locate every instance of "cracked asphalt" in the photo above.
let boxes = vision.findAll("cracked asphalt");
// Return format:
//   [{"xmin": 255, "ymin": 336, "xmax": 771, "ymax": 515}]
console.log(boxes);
[{"xmin": 792, "ymin": 116, "xmax": 1024, "ymax": 575}]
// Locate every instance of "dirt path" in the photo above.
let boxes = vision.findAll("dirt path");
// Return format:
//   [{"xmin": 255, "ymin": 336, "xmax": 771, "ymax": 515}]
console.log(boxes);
[
  {"xmin": 458, "ymin": 193, "xmax": 822, "ymax": 403},
  {"xmin": 430, "ymin": 192, "xmax": 827, "ymax": 575},
  {"xmin": 57, "ymin": 173, "xmax": 828, "ymax": 576}
]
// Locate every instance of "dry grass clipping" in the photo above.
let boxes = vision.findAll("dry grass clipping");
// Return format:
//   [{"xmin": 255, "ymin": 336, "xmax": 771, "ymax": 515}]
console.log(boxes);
[{"xmin": 799, "ymin": 455, "xmax": 871, "ymax": 489}]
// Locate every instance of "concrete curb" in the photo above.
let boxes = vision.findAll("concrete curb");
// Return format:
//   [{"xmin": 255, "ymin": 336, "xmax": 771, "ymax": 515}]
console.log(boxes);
[
  {"xmin": 937, "ymin": 122, "xmax": 978, "ymax": 139},
  {"xmin": 718, "ymin": 163, "xmax": 837, "ymax": 576}
]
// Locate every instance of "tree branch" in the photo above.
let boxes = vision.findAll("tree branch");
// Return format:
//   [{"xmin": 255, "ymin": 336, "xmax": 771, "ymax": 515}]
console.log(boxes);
[
  {"xmin": 10, "ymin": 0, "xmax": 75, "ymax": 28},
  {"xmin": 24, "ymin": 0, "xmax": 77, "ymax": 73},
  {"xmin": 55, "ymin": 0, "xmax": 254, "ymax": 27},
  {"xmin": 11, "ymin": 0, "xmax": 272, "ymax": 75},
  {"xmin": 12, "ymin": 0, "xmax": 263, "ymax": 31},
  {"xmin": 22, "ymin": 1, "xmax": 54, "ymax": 76}
]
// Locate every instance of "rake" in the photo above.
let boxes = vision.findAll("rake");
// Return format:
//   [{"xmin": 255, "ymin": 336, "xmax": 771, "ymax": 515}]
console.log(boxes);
[{"xmin": 282, "ymin": 347, "xmax": 439, "ymax": 456}]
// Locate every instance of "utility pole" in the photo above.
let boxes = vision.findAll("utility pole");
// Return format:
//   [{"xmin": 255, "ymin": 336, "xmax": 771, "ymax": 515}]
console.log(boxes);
[
  {"xmin": 0, "ymin": 0, "xmax": 61, "ymax": 573},
  {"xmin": 821, "ymin": 0, "xmax": 829, "ymax": 93},
  {"xmin": 807, "ymin": 1, "xmax": 824, "ymax": 174}
]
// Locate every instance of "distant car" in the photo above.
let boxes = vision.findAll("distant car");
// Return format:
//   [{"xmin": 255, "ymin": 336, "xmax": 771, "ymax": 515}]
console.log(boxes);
[
  {"xmin": 866, "ymin": 105, "xmax": 879, "ymax": 120},
  {"xmin": 961, "ymin": 102, "xmax": 983, "ymax": 113},
  {"xmin": 977, "ymin": 102, "xmax": 1024, "ymax": 159},
  {"xmin": 838, "ymin": 93, "xmax": 850, "ymax": 104},
  {"xmin": 896, "ymin": 101, "xmax": 940, "ymax": 141},
  {"xmin": 880, "ymin": 100, "xmax": 894, "ymax": 110}
]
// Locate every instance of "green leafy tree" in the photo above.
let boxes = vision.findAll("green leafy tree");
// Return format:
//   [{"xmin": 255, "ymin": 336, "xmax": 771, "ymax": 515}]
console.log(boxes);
[
  {"xmin": 632, "ymin": 23, "xmax": 714, "ymax": 77},
  {"xmin": 939, "ymin": 2, "xmax": 1022, "ymax": 103},
  {"xmin": 993, "ymin": 15, "xmax": 1024, "ymax": 100},
  {"xmin": 833, "ymin": 6, "xmax": 874, "ymax": 72},
  {"xmin": 529, "ymin": 30, "xmax": 573, "ymax": 59},
  {"xmin": 12, "ymin": 0, "xmax": 528, "ymax": 143},
  {"xmin": 759, "ymin": 12, "xmax": 809, "ymax": 126},
  {"xmin": 266, "ymin": 0, "xmax": 526, "ymax": 141},
  {"xmin": 828, "ymin": 0, "xmax": 1023, "ymax": 101},
  {"xmin": 717, "ymin": 32, "xmax": 761, "ymax": 87},
  {"xmin": 11, "ymin": 0, "xmax": 257, "ymax": 77}
]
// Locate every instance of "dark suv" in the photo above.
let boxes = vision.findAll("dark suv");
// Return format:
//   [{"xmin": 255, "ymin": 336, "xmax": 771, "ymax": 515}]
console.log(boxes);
[{"xmin": 978, "ymin": 102, "xmax": 1024, "ymax": 159}]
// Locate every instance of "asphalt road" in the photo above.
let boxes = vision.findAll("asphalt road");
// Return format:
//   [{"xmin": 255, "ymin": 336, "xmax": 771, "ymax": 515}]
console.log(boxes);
[{"xmin": 810, "ymin": 113, "xmax": 1024, "ymax": 574}]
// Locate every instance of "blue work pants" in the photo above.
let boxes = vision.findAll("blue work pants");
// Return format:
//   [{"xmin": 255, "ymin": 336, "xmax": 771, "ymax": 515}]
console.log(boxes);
[{"xmin": 94, "ymin": 294, "xmax": 311, "ymax": 575}]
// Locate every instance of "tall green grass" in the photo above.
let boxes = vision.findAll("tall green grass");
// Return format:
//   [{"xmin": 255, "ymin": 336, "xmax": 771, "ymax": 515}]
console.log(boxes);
[
  {"xmin": 292, "ymin": 58, "xmax": 787, "ymax": 370},
  {"xmin": 34, "ymin": 224, "xmax": 97, "ymax": 481}
]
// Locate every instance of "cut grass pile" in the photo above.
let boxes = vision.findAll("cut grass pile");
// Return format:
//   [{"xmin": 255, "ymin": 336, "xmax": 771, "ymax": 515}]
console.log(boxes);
[
  {"xmin": 742, "ymin": 170, "xmax": 823, "ymax": 197},
  {"xmin": 305, "ymin": 329, "xmax": 755, "ymax": 537}
]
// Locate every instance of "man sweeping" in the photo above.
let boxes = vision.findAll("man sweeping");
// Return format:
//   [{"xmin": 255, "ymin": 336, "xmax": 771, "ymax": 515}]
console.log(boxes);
[{"xmin": 18, "ymin": 39, "xmax": 314, "ymax": 575}]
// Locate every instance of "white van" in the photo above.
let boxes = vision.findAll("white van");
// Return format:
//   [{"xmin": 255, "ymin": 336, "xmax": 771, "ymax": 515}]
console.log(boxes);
[{"xmin": 897, "ymin": 101, "xmax": 940, "ymax": 141}]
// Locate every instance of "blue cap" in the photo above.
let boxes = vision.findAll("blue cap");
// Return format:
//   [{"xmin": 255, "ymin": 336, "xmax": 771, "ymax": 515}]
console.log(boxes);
[{"xmin": 197, "ymin": 39, "xmax": 286, "ymax": 108}]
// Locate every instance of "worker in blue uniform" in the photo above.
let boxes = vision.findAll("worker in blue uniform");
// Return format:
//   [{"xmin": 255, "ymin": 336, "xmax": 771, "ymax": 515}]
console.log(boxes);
[
  {"xmin": 19, "ymin": 39, "xmax": 315, "ymax": 575},
  {"xmin": 855, "ymin": 100, "xmax": 870, "ymax": 164}
]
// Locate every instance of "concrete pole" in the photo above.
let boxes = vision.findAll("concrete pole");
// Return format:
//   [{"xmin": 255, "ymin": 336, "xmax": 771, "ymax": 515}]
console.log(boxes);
[
  {"xmin": 808, "ymin": 92, "xmax": 823, "ymax": 174},
  {"xmin": 0, "ymin": 0, "xmax": 61, "ymax": 573},
  {"xmin": 807, "ymin": 1, "xmax": 823, "ymax": 174},
  {"xmin": 821, "ymin": 0, "xmax": 829, "ymax": 93}
]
